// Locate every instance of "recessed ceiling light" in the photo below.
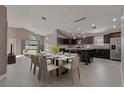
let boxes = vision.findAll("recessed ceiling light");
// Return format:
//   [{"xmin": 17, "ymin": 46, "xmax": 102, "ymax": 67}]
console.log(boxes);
[
  {"xmin": 92, "ymin": 24, "xmax": 96, "ymax": 29},
  {"xmin": 82, "ymin": 32, "xmax": 84, "ymax": 34},
  {"xmin": 113, "ymin": 26, "xmax": 116, "ymax": 28},
  {"xmin": 112, "ymin": 18, "xmax": 116, "ymax": 22},
  {"xmin": 77, "ymin": 28, "xmax": 80, "ymax": 30},
  {"xmin": 121, "ymin": 16, "xmax": 124, "ymax": 20},
  {"xmin": 92, "ymin": 24, "xmax": 96, "ymax": 27}
]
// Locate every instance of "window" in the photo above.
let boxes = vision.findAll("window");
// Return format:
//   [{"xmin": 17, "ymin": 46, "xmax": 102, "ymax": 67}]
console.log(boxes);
[{"xmin": 94, "ymin": 36, "xmax": 104, "ymax": 46}]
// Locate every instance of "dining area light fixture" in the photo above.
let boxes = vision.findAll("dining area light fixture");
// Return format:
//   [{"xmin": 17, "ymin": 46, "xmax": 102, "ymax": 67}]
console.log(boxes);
[
  {"xmin": 113, "ymin": 25, "xmax": 116, "ymax": 28},
  {"xmin": 82, "ymin": 32, "xmax": 84, "ymax": 34}
]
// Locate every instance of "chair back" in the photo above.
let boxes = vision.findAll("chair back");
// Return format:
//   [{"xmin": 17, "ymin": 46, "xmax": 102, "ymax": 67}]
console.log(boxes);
[
  {"xmin": 31, "ymin": 54, "xmax": 35, "ymax": 63},
  {"xmin": 72, "ymin": 57, "xmax": 80, "ymax": 69},
  {"xmin": 40, "ymin": 57, "xmax": 47, "ymax": 72},
  {"xmin": 71, "ymin": 53, "xmax": 78, "ymax": 56},
  {"xmin": 64, "ymin": 52, "xmax": 70, "ymax": 56},
  {"xmin": 34, "ymin": 55, "xmax": 40, "ymax": 66}
]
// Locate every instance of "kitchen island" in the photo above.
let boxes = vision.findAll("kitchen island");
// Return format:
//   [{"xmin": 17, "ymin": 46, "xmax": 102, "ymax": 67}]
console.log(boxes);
[
  {"xmin": 65, "ymin": 48, "xmax": 94, "ymax": 65},
  {"xmin": 62, "ymin": 46, "xmax": 110, "ymax": 65}
]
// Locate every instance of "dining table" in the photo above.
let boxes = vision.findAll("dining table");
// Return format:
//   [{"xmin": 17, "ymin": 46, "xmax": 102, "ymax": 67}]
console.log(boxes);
[{"xmin": 40, "ymin": 52, "xmax": 76, "ymax": 76}]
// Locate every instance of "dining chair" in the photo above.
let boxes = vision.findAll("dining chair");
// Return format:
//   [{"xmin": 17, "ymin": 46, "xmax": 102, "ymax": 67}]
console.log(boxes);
[
  {"xmin": 39, "ymin": 57, "xmax": 60, "ymax": 86},
  {"xmin": 64, "ymin": 52, "xmax": 70, "ymax": 56},
  {"xmin": 40, "ymin": 53, "xmax": 53, "ymax": 65},
  {"xmin": 37, "ymin": 54, "xmax": 52, "ymax": 80},
  {"xmin": 33, "ymin": 54, "xmax": 40, "ymax": 75},
  {"xmin": 68, "ymin": 53, "xmax": 78, "ymax": 63},
  {"xmin": 61, "ymin": 56, "xmax": 80, "ymax": 85},
  {"xmin": 30, "ymin": 54, "xmax": 35, "ymax": 71},
  {"xmin": 71, "ymin": 53, "xmax": 78, "ymax": 56}
]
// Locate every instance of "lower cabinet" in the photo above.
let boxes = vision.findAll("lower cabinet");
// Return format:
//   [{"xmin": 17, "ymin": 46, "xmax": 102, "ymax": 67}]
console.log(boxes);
[
  {"xmin": 60, "ymin": 48, "xmax": 110, "ymax": 62},
  {"xmin": 94, "ymin": 49, "xmax": 110, "ymax": 59}
]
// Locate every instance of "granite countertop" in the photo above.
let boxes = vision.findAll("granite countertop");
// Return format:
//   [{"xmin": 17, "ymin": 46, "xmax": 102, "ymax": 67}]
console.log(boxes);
[
  {"xmin": 66, "ymin": 45, "xmax": 110, "ymax": 50},
  {"xmin": 66, "ymin": 48, "xmax": 94, "ymax": 50}
]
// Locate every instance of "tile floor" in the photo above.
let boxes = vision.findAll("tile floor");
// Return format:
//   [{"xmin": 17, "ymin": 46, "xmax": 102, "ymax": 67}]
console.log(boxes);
[{"xmin": 0, "ymin": 55, "xmax": 122, "ymax": 87}]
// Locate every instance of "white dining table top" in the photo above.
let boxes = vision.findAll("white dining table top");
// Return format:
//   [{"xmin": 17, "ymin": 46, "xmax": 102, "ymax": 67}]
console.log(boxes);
[{"xmin": 40, "ymin": 53, "xmax": 75, "ymax": 61}]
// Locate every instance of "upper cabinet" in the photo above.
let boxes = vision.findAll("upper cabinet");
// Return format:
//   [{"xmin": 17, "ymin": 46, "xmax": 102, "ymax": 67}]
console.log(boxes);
[
  {"xmin": 57, "ymin": 37, "xmax": 69, "ymax": 45},
  {"xmin": 70, "ymin": 39, "xmax": 77, "ymax": 45},
  {"xmin": 110, "ymin": 32, "xmax": 121, "ymax": 38},
  {"xmin": 104, "ymin": 34, "xmax": 110, "ymax": 43},
  {"xmin": 81, "ymin": 36, "xmax": 94, "ymax": 44},
  {"xmin": 104, "ymin": 32, "xmax": 121, "ymax": 43},
  {"xmin": 57, "ymin": 36, "xmax": 94, "ymax": 45},
  {"xmin": 86, "ymin": 36, "xmax": 94, "ymax": 44}
]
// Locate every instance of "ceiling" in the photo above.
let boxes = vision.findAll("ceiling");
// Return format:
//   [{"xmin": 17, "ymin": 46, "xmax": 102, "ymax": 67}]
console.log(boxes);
[{"xmin": 6, "ymin": 5, "xmax": 122, "ymax": 36}]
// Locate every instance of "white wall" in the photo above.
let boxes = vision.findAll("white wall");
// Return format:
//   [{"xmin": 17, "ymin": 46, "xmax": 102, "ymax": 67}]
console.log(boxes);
[
  {"xmin": 44, "ymin": 31, "xmax": 57, "ymax": 50},
  {"xmin": 0, "ymin": 6, "xmax": 7, "ymax": 78},
  {"xmin": 121, "ymin": 6, "xmax": 124, "ymax": 86}
]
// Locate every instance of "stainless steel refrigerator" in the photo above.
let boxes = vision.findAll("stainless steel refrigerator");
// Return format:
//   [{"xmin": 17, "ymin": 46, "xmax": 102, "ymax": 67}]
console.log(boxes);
[{"xmin": 110, "ymin": 37, "xmax": 121, "ymax": 61}]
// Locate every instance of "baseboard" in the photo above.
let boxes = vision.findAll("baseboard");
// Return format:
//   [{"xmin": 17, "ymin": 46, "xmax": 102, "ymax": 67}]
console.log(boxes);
[{"xmin": 0, "ymin": 73, "xmax": 6, "ymax": 80}]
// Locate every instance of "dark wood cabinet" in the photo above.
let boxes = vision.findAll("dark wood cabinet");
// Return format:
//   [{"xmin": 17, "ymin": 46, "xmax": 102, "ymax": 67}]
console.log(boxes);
[
  {"xmin": 57, "ymin": 36, "xmax": 94, "ymax": 45},
  {"xmin": 110, "ymin": 32, "xmax": 121, "ymax": 38},
  {"xmin": 87, "ymin": 36, "xmax": 94, "ymax": 44},
  {"xmin": 104, "ymin": 34, "xmax": 110, "ymax": 43},
  {"xmin": 81, "ymin": 36, "xmax": 94, "ymax": 44},
  {"xmin": 57, "ymin": 37, "xmax": 69, "ymax": 45},
  {"xmin": 70, "ymin": 39, "xmax": 77, "ymax": 45},
  {"xmin": 94, "ymin": 49, "xmax": 110, "ymax": 59}
]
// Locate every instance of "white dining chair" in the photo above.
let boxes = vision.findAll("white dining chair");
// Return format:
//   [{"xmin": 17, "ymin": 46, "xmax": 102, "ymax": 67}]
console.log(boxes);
[
  {"xmin": 71, "ymin": 53, "xmax": 78, "ymax": 56},
  {"xmin": 68, "ymin": 53, "xmax": 78, "ymax": 63},
  {"xmin": 40, "ymin": 53, "xmax": 52, "ymax": 65},
  {"xmin": 33, "ymin": 54, "xmax": 40, "ymax": 75},
  {"xmin": 39, "ymin": 57, "xmax": 60, "ymax": 86},
  {"xmin": 61, "ymin": 56, "xmax": 80, "ymax": 85},
  {"xmin": 64, "ymin": 52, "xmax": 70, "ymax": 56},
  {"xmin": 30, "ymin": 54, "xmax": 35, "ymax": 71}
]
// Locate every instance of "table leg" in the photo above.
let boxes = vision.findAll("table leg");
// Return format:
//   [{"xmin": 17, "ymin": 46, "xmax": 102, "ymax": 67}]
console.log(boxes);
[
  {"xmin": 85, "ymin": 51, "xmax": 88, "ymax": 65},
  {"xmin": 56, "ymin": 60, "xmax": 59, "ymax": 77},
  {"xmin": 52, "ymin": 59, "xmax": 54, "ymax": 64},
  {"xmin": 62, "ymin": 59, "xmax": 68, "ymax": 74}
]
